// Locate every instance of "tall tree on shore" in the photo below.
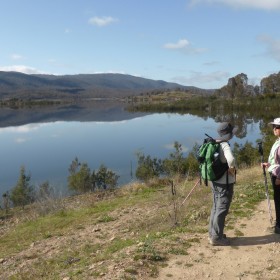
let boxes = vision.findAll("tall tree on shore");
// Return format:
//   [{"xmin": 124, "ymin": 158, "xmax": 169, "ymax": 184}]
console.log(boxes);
[
  {"xmin": 67, "ymin": 158, "xmax": 92, "ymax": 193},
  {"xmin": 67, "ymin": 158, "xmax": 119, "ymax": 193},
  {"xmin": 10, "ymin": 166, "xmax": 34, "ymax": 209}
]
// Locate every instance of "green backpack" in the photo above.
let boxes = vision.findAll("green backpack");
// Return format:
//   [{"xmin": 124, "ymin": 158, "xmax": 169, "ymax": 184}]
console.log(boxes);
[{"xmin": 197, "ymin": 134, "xmax": 229, "ymax": 186}]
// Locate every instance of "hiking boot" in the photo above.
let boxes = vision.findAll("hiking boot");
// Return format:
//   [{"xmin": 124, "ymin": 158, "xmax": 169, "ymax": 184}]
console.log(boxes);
[
  {"xmin": 208, "ymin": 234, "xmax": 226, "ymax": 244},
  {"xmin": 275, "ymin": 225, "xmax": 280, "ymax": 234},
  {"xmin": 210, "ymin": 237, "xmax": 230, "ymax": 246}
]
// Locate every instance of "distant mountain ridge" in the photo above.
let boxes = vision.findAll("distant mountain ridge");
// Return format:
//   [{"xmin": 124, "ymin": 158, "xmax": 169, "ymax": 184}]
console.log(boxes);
[{"xmin": 0, "ymin": 71, "xmax": 211, "ymax": 100}]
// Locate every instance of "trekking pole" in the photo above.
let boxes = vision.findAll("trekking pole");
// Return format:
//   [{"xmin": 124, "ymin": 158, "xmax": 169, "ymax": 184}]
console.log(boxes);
[
  {"xmin": 181, "ymin": 178, "xmax": 200, "ymax": 206},
  {"xmin": 257, "ymin": 142, "xmax": 273, "ymax": 225}
]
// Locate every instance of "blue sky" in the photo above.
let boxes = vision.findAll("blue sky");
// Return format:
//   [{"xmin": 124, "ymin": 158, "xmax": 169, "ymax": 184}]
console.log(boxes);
[{"xmin": 0, "ymin": 0, "xmax": 280, "ymax": 89}]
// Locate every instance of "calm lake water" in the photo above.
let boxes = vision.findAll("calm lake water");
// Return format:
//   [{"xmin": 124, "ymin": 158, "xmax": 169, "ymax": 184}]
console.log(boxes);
[{"xmin": 0, "ymin": 103, "xmax": 261, "ymax": 196}]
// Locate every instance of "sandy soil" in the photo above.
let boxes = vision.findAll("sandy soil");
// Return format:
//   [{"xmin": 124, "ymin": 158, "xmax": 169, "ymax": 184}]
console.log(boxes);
[{"xmin": 154, "ymin": 200, "xmax": 280, "ymax": 280}]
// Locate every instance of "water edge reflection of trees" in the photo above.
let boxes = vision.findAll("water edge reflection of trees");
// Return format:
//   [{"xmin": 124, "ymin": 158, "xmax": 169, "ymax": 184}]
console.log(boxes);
[{"xmin": 127, "ymin": 95, "xmax": 280, "ymax": 146}]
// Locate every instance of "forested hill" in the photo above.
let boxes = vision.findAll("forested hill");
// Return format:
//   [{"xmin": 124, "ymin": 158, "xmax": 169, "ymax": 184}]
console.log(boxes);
[{"xmin": 0, "ymin": 71, "xmax": 211, "ymax": 100}]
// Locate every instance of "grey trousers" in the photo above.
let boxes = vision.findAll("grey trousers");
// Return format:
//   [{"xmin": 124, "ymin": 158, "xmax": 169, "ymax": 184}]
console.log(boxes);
[{"xmin": 209, "ymin": 181, "xmax": 234, "ymax": 240}]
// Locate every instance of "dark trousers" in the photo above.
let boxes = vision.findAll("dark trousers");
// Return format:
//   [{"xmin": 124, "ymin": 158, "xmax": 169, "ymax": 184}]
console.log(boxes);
[
  {"xmin": 270, "ymin": 175, "xmax": 280, "ymax": 227},
  {"xmin": 209, "ymin": 182, "xmax": 234, "ymax": 239}
]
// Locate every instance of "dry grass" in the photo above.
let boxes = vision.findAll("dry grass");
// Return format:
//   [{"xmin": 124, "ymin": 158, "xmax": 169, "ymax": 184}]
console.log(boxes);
[{"xmin": 0, "ymin": 164, "xmax": 269, "ymax": 279}]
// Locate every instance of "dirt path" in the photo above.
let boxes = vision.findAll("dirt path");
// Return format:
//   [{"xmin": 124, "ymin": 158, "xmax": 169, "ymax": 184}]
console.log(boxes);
[{"xmin": 155, "ymin": 200, "xmax": 280, "ymax": 280}]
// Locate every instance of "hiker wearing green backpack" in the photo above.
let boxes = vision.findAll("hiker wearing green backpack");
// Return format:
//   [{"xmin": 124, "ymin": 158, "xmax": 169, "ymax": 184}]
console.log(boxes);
[
  {"xmin": 208, "ymin": 122, "xmax": 237, "ymax": 246},
  {"xmin": 261, "ymin": 118, "xmax": 280, "ymax": 234}
]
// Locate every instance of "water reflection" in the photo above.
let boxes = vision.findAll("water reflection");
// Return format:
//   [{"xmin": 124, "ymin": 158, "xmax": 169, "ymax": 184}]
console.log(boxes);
[
  {"xmin": 0, "ymin": 103, "xmax": 262, "ymax": 196},
  {"xmin": 0, "ymin": 101, "xmax": 149, "ymax": 128}
]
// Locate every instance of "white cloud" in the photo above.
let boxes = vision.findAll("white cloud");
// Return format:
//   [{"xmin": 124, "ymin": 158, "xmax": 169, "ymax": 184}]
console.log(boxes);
[
  {"xmin": 189, "ymin": 0, "xmax": 280, "ymax": 10},
  {"xmin": 164, "ymin": 39, "xmax": 190, "ymax": 49},
  {"xmin": 164, "ymin": 39, "xmax": 207, "ymax": 54},
  {"xmin": 0, "ymin": 65, "xmax": 45, "ymax": 74},
  {"xmin": 88, "ymin": 16, "xmax": 118, "ymax": 27},
  {"xmin": 258, "ymin": 35, "xmax": 280, "ymax": 62}
]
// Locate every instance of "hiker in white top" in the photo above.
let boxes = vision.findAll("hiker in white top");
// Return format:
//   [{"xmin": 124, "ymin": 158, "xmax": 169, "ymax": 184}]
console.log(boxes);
[
  {"xmin": 214, "ymin": 141, "xmax": 236, "ymax": 185},
  {"xmin": 262, "ymin": 118, "xmax": 280, "ymax": 234},
  {"xmin": 208, "ymin": 122, "xmax": 237, "ymax": 246}
]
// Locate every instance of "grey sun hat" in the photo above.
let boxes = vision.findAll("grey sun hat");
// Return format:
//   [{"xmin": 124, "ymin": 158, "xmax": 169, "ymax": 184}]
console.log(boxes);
[
  {"xmin": 217, "ymin": 122, "xmax": 238, "ymax": 141},
  {"xmin": 269, "ymin": 118, "xmax": 280, "ymax": 126}
]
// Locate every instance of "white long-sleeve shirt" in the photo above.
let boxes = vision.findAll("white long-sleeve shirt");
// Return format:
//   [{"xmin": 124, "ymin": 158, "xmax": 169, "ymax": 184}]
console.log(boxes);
[{"xmin": 213, "ymin": 142, "xmax": 236, "ymax": 184}]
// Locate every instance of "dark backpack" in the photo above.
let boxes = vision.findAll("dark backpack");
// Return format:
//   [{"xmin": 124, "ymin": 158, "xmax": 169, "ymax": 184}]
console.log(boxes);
[{"xmin": 197, "ymin": 134, "xmax": 229, "ymax": 186}]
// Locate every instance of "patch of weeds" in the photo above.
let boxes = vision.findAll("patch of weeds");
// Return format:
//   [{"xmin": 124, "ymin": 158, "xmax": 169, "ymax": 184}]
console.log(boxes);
[
  {"xmin": 234, "ymin": 229, "xmax": 244, "ymax": 237},
  {"xmin": 166, "ymin": 237, "xmax": 192, "ymax": 255},
  {"xmin": 124, "ymin": 267, "xmax": 138, "ymax": 275},
  {"xmin": 121, "ymin": 275, "xmax": 137, "ymax": 280},
  {"xmin": 184, "ymin": 263, "xmax": 193, "ymax": 267},
  {"xmin": 63, "ymin": 256, "xmax": 81, "ymax": 266},
  {"xmin": 266, "ymin": 264, "xmax": 277, "ymax": 271},
  {"xmin": 149, "ymin": 254, "xmax": 166, "ymax": 262},
  {"xmin": 268, "ymin": 247, "xmax": 274, "ymax": 252},
  {"xmin": 188, "ymin": 237, "xmax": 200, "ymax": 243},
  {"xmin": 76, "ymin": 224, "xmax": 85, "ymax": 230},
  {"xmin": 69, "ymin": 269, "xmax": 83, "ymax": 277},
  {"xmin": 82, "ymin": 242, "xmax": 101, "ymax": 255},
  {"xmin": 248, "ymin": 270, "xmax": 263, "ymax": 277},
  {"xmin": 93, "ymin": 238, "xmax": 134, "ymax": 264},
  {"xmin": 56, "ymin": 209, "xmax": 68, "ymax": 217},
  {"xmin": 43, "ymin": 231, "xmax": 52, "ymax": 239},
  {"xmin": 180, "ymin": 224, "xmax": 208, "ymax": 235},
  {"xmin": 168, "ymin": 235, "xmax": 182, "ymax": 242},
  {"xmin": 149, "ymin": 264, "xmax": 159, "ymax": 277},
  {"xmin": 166, "ymin": 273, "xmax": 173, "ymax": 277},
  {"xmin": 106, "ymin": 238, "xmax": 134, "ymax": 254},
  {"xmin": 153, "ymin": 231, "xmax": 171, "ymax": 239},
  {"xmin": 135, "ymin": 186, "xmax": 158, "ymax": 198},
  {"xmin": 97, "ymin": 214, "xmax": 116, "ymax": 223},
  {"xmin": 91, "ymin": 271, "xmax": 103, "ymax": 278},
  {"xmin": 185, "ymin": 208, "xmax": 209, "ymax": 224},
  {"xmin": 169, "ymin": 247, "xmax": 189, "ymax": 255},
  {"xmin": 231, "ymin": 209, "xmax": 250, "ymax": 218},
  {"xmin": 135, "ymin": 238, "xmax": 167, "ymax": 262},
  {"xmin": 226, "ymin": 224, "xmax": 234, "ymax": 230}
]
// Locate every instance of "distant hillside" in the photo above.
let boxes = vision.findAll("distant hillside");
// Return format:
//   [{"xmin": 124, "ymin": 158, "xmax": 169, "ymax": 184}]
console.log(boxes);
[{"xmin": 0, "ymin": 72, "xmax": 211, "ymax": 100}]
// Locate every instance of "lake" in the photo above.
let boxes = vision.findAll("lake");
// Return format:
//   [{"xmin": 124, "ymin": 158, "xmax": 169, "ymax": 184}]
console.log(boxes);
[{"xmin": 0, "ymin": 102, "xmax": 262, "ymax": 196}]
